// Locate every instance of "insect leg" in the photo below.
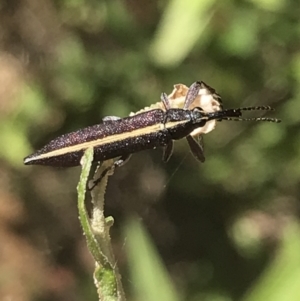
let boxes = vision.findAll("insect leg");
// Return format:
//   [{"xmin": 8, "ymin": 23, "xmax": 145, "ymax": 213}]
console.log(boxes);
[
  {"xmin": 186, "ymin": 135, "xmax": 205, "ymax": 162},
  {"xmin": 183, "ymin": 82, "xmax": 202, "ymax": 109},
  {"xmin": 162, "ymin": 140, "xmax": 174, "ymax": 162},
  {"xmin": 160, "ymin": 92, "xmax": 171, "ymax": 110},
  {"xmin": 89, "ymin": 154, "xmax": 132, "ymax": 190},
  {"xmin": 102, "ymin": 116, "xmax": 121, "ymax": 122}
]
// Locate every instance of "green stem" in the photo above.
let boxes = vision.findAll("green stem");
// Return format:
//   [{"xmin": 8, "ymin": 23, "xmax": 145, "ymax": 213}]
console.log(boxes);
[{"xmin": 77, "ymin": 148, "xmax": 126, "ymax": 301}]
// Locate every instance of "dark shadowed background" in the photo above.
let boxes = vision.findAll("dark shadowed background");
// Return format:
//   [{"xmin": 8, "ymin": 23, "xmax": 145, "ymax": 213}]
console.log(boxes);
[{"xmin": 0, "ymin": 0, "xmax": 299, "ymax": 300}]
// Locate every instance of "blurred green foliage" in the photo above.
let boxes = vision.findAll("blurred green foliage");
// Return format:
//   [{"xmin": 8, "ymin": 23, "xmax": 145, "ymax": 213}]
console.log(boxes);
[{"xmin": 0, "ymin": 0, "xmax": 300, "ymax": 300}]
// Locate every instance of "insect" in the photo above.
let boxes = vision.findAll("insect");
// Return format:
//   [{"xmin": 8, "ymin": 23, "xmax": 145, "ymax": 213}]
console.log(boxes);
[{"xmin": 24, "ymin": 82, "xmax": 280, "ymax": 174}]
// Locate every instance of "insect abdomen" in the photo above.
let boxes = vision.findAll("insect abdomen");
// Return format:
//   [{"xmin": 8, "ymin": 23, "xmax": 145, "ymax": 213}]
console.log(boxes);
[{"xmin": 24, "ymin": 109, "xmax": 169, "ymax": 167}]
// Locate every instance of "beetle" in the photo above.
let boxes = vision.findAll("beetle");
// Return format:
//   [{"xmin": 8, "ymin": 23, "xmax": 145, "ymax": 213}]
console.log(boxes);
[{"xmin": 24, "ymin": 81, "xmax": 280, "ymax": 173}]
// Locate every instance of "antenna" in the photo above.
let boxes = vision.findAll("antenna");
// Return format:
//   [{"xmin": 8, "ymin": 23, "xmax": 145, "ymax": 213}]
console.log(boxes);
[
  {"xmin": 207, "ymin": 105, "xmax": 281, "ymax": 123},
  {"xmin": 225, "ymin": 106, "xmax": 274, "ymax": 112},
  {"xmin": 221, "ymin": 117, "xmax": 281, "ymax": 123}
]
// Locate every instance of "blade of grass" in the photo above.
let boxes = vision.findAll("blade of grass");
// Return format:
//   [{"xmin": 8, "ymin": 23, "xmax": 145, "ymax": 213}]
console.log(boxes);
[{"xmin": 124, "ymin": 218, "xmax": 180, "ymax": 301}]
